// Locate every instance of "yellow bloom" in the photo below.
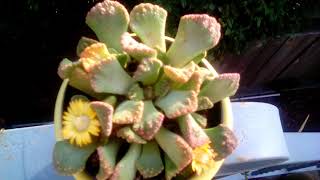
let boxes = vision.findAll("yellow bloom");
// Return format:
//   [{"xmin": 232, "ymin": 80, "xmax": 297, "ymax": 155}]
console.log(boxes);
[
  {"xmin": 191, "ymin": 143, "xmax": 215, "ymax": 175},
  {"xmin": 62, "ymin": 99, "xmax": 100, "ymax": 147}
]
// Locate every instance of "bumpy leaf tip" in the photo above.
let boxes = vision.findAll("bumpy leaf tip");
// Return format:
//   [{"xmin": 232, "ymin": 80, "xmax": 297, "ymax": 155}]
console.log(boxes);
[
  {"xmin": 133, "ymin": 101, "xmax": 164, "ymax": 140},
  {"xmin": 178, "ymin": 70, "xmax": 206, "ymax": 94},
  {"xmin": 130, "ymin": 3, "xmax": 167, "ymax": 51},
  {"xmin": 76, "ymin": 37, "xmax": 98, "ymax": 57},
  {"xmin": 90, "ymin": 101, "xmax": 113, "ymax": 137},
  {"xmin": 80, "ymin": 42, "xmax": 109, "ymax": 59},
  {"xmin": 133, "ymin": 58, "xmax": 163, "ymax": 85},
  {"xmin": 86, "ymin": 0, "xmax": 129, "ymax": 51},
  {"xmin": 53, "ymin": 141, "xmax": 96, "ymax": 175},
  {"xmin": 183, "ymin": 14, "xmax": 221, "ymax": 45},
  {"xmin": 155, "ymin": 127, "xmax": 193, "ymax": 173},
  {"xmin": 96, "ymin": 139, "xmax": 122, "ymax": 180},
  {"xmin": 80, "ymin": 42, "xmax": 110, "ymax": 72},
  {"xmin": 178, "ymin": 114, "xmax": 210, "ymax": 148},
  {"xmin": 164, "ymin": 61, "xmax": 196, "ymax": 83},
  {"xmin": 57, "ymin": 58, "xmax": 78, "ymax": 79},
  {"xmin": 155, "ymin": 90, "xmax": 198, "ymax": 119},
  {"xmin": 57, "ymin": 59, "xmax": 102, "ymax": 98},
  {"xmin": 136, "ymin": 141, "xmax": 164, "ymax": 178},
  {"xmin": 120, "ymin": 32, "xmax": 157, "ymax": 61},
  {"xmin": 113, "ymin": 100, "xmax": 144, "ymax": 124},
  {"xmin": 110, "ymin": 143, "xmax": 141, "ymax": 180},
  {"xmin": 88, "ymin": 57, "xmax": 134, "ymax": 95},
  {"xmin": 167, "ymin": 14, "xmax": 221, "ymax": 67},
  {"xmin": 116, "ymin": 126, "xmax": 147, "ymax": 144},
  {"xmin": 205, "ymin": 124, "xmax": 238, "ymax": 160},
  {"xmin": 200, "ymin": 73, "xmax": 240, "ymax": 103},
  {"xmin": 197, "ymin": 96, "xmax": 214, "ymax": 111}
]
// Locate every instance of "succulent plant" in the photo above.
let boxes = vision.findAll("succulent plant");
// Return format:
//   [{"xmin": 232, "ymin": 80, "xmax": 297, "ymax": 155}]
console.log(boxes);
[{"xmin": 53, "ymin": 0, "xmax": 240, "ymax": 179}]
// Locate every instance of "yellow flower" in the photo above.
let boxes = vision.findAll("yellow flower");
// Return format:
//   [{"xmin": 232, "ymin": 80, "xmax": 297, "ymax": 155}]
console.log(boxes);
[
  {"xmin": 62, "ymin": 99, "xmax": 100, "ymax": 147},
  {"xmin": 191, "ymin": 143, "xmax": 215, "ymax": 175}
]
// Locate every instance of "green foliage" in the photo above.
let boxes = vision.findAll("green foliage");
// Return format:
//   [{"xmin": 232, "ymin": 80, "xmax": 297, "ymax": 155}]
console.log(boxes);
[
  {"xmin": 25, "ymin": 0, "xmax": 306, "ymax": 59},
  {"xmin": 131, "ymin": 0, "xmax": 305, "ymax": 58}
]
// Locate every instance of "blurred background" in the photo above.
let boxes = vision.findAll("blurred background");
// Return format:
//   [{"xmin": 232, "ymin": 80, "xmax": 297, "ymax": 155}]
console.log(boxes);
[{"xmin": 0, "ymin": 0, "xmax": 319, "ymax": 132}]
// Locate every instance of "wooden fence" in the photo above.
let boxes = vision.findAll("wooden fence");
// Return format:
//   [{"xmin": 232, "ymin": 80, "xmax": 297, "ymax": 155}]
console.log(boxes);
[{"xmin": 212, "ymin": 32, "xmax": 320, "ymax": 88}]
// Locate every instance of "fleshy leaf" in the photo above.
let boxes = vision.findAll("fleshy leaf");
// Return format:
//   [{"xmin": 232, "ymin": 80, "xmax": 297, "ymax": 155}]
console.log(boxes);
[
  {"xmin": 79, "ymin": 42, "xmax": 110, "ymax": 72},
  {"xmin": 136, "ymin": 141, "xmax": 164, "ymax": 178},
  {"xmin": 154, "ymin": 76, "xmax": 171, "ymax": 97},
  {"xmin": 108, "ymin": 48, "xmax": 119, "ymax": 54},
  {"xmin": 166, "ymin": 14, "xmax": 221, "ymax": 67},
  {"xmin": 164, "ymin": 61, "xmax": 196, "ymax": 83},
  {"xmin": 132, "ymin": 101, "xmax": 164, "ymax": 140},
  {"xmin": 80, "ymin": 42, "xmax": 109, "ymax": 60},
  {"xmin": 80, "ymin": 44, "xmax": 106, "ymax": 60},
  {"xmin": 156, "ymin": 47, "xmax": 170, "ymax": 64},
  {"xmin": 113, "ymin": 100, "xmax": 144, "ymax": 124},
  {"xmin": 197, "ymin": 66, "xmax": 215, "ymax": 80},
  {"xmin": 127, "ymin": 83, "xmax": 144, "ymax": 101},
  {"xmin": 129, "ymin": 3, "xmax": 167, "ymax": 52},
  {"xmin": 177, "ymin": 114, "xmax": 210, "ymax": 148},
  {"xmin": 110, "ymin": 143, "xmax": 142, "ymax": 180},
  {"xmin": 205, "ymin": 124, "xmax": 238, "ymax": 160},
  {"xmin": 192, "ymin": 51, "xmax": 207, "ymax": 64},
  {"xmin": 175, "ymin": 165, "xmax": 194, "ymax": 180},
  {"xmin": 76, "ymin": 37, "xmax": 98, "ymax": 57},
  {"xmin": 116, "ymin": 52, "xmax": 131, "ymax": 68},
  {"xmin": 90, "ymin": 101, "xmax": 114, "ymax": 137},
  {"xmin": 57, "ymin": 58, "xmax": 102, "ymax": 98},
  {"xmin": 143, "ymin": 86, "xmax": 154, "ymax": 100},
  {"xmin": 88, "ymin": 57, "xmax": 134, "ymax": 95},
  {"xmin": 96, "ymin": 139, "xmax": 122, "ymax": 180},
  {"xmin": 120, "ymin": 32, "xmax": 157, "ymax": 61},
  {"xmin": 103, "ymin": 95, "xmax": 117, "ymax": 107},
  {"xmin": 200, "ymin": 73, "xmax": 240, "ymax": 103},
  {"xmin": 155, "ymin": 90, "xmax": 198, "ymax": 119},
  {"xmin": 164, "ymin": 153, "xmax": 180, "ymax": 180},
  {"xmin": 73, "ymin": 172, "xmax": 92, "ymax": 180},
  {"xmin": 116, "ymin": 126, "xmax": 147, "ymax": 144},
  {"xmin": 53, "ymin": 140, "xmax": 96, "ymax": 175},
  {"xmin": 197, "ymin": 96, "xmax": 214, "ymax": 111},
  {"xmin": 71, "ymin": 95, "xmax": 89, "ymax": 102},
  {"xmin": 178, "ymin": 70, "xmax": 206, "ymax": 94},
  {"xmin": 86, "ymin": 0, "xmax": 129, "ymax": 51},
  {"xmin": 155, "ymin": 127, "xmax": 193, "ymax": 172},
  {"xmin": 69, "ymin": 68, "xmax": 101, "ymax": 98},
  {"xmin": 57, "ymin": 58, "xmax": 80, "ymax": 79},
  {"xmin": 133, "ymin": 58, "xmax": 163, "ymax": 85},
  {"xmin": 191, "ymin": 113, "xmax": 207, "ymax": 128}
]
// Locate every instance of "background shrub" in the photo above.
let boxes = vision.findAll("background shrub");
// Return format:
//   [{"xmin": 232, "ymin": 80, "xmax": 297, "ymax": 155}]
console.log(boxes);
[{"xmin": 125, "ymin": 0, "xmax": 307, "ymax": 59}]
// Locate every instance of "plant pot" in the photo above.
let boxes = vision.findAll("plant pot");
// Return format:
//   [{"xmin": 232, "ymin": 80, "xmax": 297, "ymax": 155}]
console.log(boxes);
[
  {"xmin": 53, "ymin": 58, "xmax": 235, "ymax": 180},
  {"xmin": 0, "ymin": 102, "xmax": 309, "ymax": 179},
  {"xmin": 217, "ymin": 102, "xmax": 290, "ymax": 177}
]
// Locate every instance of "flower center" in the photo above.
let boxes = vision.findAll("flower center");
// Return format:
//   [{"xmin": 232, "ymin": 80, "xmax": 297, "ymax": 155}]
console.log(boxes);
[
  {"xmin": 73, "ymin": 115, "xmax": 90, "ymax": 132},
  {"xmin": 198, "ymin": 153, "xmax": 210, "ymax": 164}
]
